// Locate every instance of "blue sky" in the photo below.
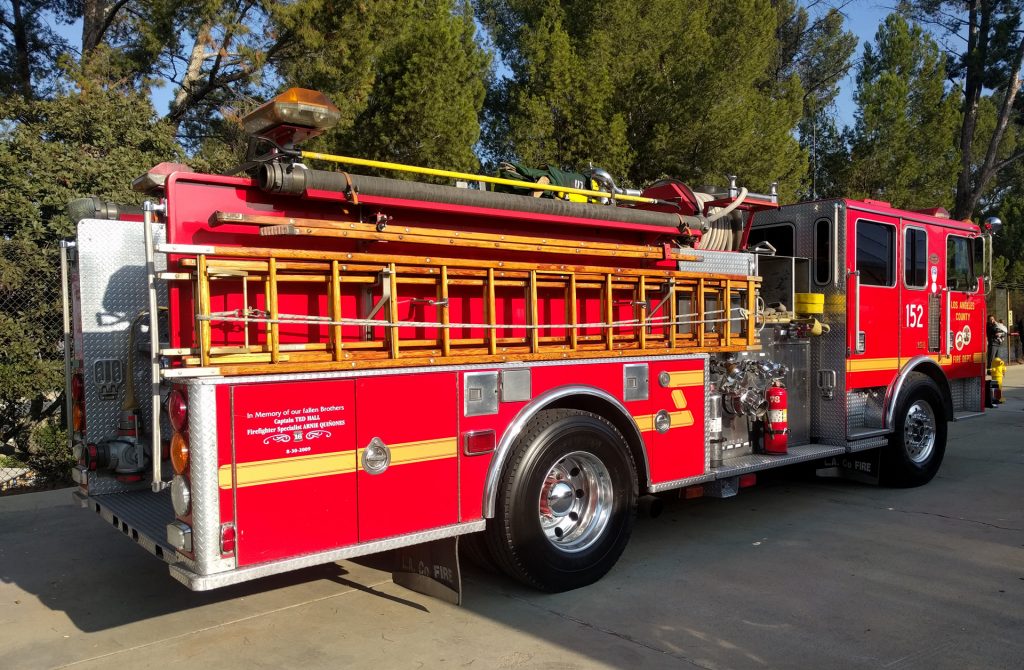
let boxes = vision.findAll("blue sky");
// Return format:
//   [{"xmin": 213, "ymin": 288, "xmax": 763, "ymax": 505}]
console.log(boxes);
[{"xmin": 834, "ymin": 1, "xmax": 893, "ymax": 127}]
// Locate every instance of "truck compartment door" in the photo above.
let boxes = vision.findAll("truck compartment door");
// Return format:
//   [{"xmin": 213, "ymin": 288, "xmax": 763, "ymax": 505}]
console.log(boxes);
[
  {"xmin": 355, "ymin": 372, "xmax": 459, "ymax": 542},
  {"xmin": 229, "ymin": 379, "xmax": 357, "ymax": 566}
]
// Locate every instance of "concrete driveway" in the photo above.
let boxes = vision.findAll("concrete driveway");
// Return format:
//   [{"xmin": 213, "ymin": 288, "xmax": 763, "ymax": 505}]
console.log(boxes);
[{"xmin": 2, "ymin": 369, "xmax": 1022, "ymax": 669}]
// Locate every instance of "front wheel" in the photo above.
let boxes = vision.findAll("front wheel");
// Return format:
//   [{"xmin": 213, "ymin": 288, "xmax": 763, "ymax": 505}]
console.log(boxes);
[
  {"xmin": 880, "ymin": 377, "xmax": 947, "ymax": 487},
  {"xmin": 485, "ymin": 409, "xmax": 637, "ymax": 592}
]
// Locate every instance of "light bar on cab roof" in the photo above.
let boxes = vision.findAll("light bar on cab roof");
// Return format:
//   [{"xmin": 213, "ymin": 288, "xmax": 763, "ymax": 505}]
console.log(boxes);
[{"xmin": 242, "ymin": 88, "xmax": 341, "ymax": 143}]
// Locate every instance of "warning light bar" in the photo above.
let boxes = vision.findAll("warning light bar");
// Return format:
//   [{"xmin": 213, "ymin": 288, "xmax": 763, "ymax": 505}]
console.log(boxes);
[{"xmin": 241, "ymin": 88, "xmax": 341, "ymax": 147}]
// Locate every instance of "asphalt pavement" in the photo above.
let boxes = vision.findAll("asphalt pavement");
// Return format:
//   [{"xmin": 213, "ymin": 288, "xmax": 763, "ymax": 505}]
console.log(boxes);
[{"xmin": 2, "ymin": 368, "xmax": 1022, "ymax": 669}]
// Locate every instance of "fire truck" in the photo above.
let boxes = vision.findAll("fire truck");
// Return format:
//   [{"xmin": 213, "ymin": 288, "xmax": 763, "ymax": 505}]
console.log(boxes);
[{"xmin": 62, "ymin": 89, "xmax": 998, "ymax": 600}]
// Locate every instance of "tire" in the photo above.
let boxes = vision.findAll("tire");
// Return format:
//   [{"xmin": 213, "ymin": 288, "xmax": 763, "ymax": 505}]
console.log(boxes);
[
  {"xmin": 880, "ymin": 377, "xmax": 947, "ymax": 487},
  {"xmin": 485, "ymin": 408, "xmax": 637, "ymax": 592}
]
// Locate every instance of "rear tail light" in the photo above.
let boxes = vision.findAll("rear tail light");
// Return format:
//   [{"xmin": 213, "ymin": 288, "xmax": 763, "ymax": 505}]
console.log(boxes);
[
  {"xmin": 167, "ymin": 388, "xmax": 188, "ymax": 432},
  {"xmin": 170, "ymin": 430, "xmax": 190, "ymax": 475},
  {"xmin": 71, "ymin": 372, "xmax": 86, "ymax": 434}
]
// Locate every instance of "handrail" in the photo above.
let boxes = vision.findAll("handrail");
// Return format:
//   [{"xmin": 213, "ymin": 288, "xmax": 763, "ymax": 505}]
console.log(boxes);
[{"xmin": 144, "ymin": 201, "xmax": 168, "ymax": 492}]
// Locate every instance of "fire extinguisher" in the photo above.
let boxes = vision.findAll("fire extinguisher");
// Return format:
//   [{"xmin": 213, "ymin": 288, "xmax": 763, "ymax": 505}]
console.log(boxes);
[{"xmin": 763, "ymin": 382, "xmax": 788, "ymax": 454}]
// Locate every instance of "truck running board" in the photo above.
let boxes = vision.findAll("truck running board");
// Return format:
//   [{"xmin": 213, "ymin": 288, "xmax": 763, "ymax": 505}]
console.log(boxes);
[{"xmin": 648, "ymin": 443, "xmax": 847, "ymax": 493}]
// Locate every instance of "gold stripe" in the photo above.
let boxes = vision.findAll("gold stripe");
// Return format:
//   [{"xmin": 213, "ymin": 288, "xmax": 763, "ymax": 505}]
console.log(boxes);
[
  {"xmin": 846, "ymin": 358, "xmax": 900, "ymax": 372},
  {"xmin": 219, "ymin": 450, "xmax": 358, "ymax": 489},
  {"xmin": 220, "ymin": 437, "xmax": 458, "ymax": 488},
  {"xmin": 670, "ymin": 389, "xmax": 687, "ymax": 409},
  {"xmin": 973, "ymin": 352, "xmax": 984, "ymax": 363},
  {"xmin": 634, "ymin": 410, "xmax": 694, "ymax": 432},
  {"xmin": 662, "ymin": 370, "xmax": 705, "ymax": 387},
  {"xmin": 356, "ymin": 437, "xmax": 458, "ymax": 469}
]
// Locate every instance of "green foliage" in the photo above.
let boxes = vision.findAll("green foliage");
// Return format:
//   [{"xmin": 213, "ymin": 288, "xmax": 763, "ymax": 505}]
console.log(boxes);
[
  {"xmin": 0, "ymin": 84, "xmax": 180, "ymax": 446},
  {"xmin": 845, "ymin": 14, "xmax": 961, "ymax": 209},
  {"xmin": 478, "ymin": 0, "xmax": 810, "ymax": 198},
  {"xmin": 278, "ymin": 0, "xmax": 489, "ymax": 174},
  {"xmin": 26, "ymin": 419, "xmax": 72, "ymax": 484}
]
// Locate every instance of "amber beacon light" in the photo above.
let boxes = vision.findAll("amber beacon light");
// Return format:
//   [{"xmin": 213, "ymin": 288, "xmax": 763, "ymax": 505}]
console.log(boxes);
[{"xmin": 241, "ymin": 88, "xmax": 341, "ymax": 146}]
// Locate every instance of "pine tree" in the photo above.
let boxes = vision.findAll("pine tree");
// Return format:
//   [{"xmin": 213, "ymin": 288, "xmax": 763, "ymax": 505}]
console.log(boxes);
[
  {"xmin": 846, "ymin": 13, "xmax": 961, "ymax": 210},
  {"xmin": 276, "ymin": 0, "xmax": 489, "ymax": 173},
  {"xmin": 477, "ymin": 0, "xmax": 808, "ymax": 198}
]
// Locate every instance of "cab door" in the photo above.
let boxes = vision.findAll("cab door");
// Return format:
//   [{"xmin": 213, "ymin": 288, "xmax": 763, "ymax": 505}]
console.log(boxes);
[
  {"xmin": 847, "ymin": 215, "xmax": 901, "ymax": 388},
  {"xmin": 944, "ymin": 232, "xmax": 984, "ymax": 380},
  {"xmin": 899, "ymin": 225, "xmax": 931, "ymax": 365}
]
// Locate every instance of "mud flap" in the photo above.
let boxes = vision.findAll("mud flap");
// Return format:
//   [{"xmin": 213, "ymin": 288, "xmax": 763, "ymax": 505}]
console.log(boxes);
[
  {"xmin": 392, "ymin": 537, "xmax": 462, "ymax": 605},
  {"xmin": 816, "ymin": 450, "xmax": 881, "ymax": 485}
]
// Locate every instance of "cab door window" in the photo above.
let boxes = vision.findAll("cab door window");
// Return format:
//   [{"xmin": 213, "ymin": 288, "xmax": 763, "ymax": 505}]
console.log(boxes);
[
  {"xmin": 856, "ymin": 220, "xmax": 895, "ymax": 287},
  {"xmin": 946, "ymin": 236, "xmax": 975, "ymax": 291},
  {"xmin": 904, "ymin": 227, "xmax": 927, "ymax": 289}
]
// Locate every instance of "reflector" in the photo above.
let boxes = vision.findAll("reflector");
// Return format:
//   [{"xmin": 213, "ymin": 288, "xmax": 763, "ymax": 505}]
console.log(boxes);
[{"xmin": 463, "ymin": 430, "xmax": 496, "ymax": 456}]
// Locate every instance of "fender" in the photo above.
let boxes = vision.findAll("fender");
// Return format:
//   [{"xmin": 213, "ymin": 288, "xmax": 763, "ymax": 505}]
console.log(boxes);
[
  {"xmin": 481, "ymin": 385, "xmax": 646, "ymax": 519},
  {"xmin": 883, "ymin": 355, "xmax": 953, "ymax": 430}
]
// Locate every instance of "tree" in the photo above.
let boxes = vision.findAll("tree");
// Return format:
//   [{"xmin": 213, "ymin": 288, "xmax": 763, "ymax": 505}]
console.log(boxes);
[
  {"xmin": 899, "ymin": 0, "xmax": 1024, "ymax": 218},
  {"xmin": 477, "ymin": 0, "xmax": 812, "ymax": 198},
  {"xmin": 279, "ymin": 0, "xmax": 489, "ymax": 173},
  {"xmin": 0, "ymin": 0, "xmax": 71, "ymax": 96},
  {"xmin": 0, "ymin": 82, "xmax": 180, "ymax": 447},
  {"xmin": 770, "ymin": 1, "xmax": 858, "ymax": 199},
  {"xmin": 846, "ymin": 14, "xmax": 961, "ymax": 209}
]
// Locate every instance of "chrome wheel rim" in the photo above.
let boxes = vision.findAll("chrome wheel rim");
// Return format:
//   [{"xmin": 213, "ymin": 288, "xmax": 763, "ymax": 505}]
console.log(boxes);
[
  {"xmin": 903, "ymin": 400, "xmax": 936, "ymax": 464},
  {"xmin": 538, "ymin": 450, "xmax": 613, "ymax": 553}
]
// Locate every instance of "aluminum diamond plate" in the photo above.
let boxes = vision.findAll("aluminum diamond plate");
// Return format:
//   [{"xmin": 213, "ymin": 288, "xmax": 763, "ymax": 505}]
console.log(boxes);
[
  {"xmin": 187, "ymin": 382, "xmax": 235, "ymax": 575},
  {"xmin": 676, "ymin": 248, "xmax": 756, "ymax": 276},
  {"xmin": 77, "ymin": 219, "xmax": 168, "ymax": 493},
  {"xmin": 951, "ymin": 376, "xmax": 982, "ymax": 412},
  {"xmin": 755, "ymin": 201, "xmax": 849, "ymax": 445}
]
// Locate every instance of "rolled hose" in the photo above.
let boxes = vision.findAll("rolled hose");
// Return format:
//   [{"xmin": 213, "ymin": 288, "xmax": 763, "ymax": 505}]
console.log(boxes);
[
  {"xmin": 67, "ymin": 197, "xmax": 143, "ymax": 224},
  {"xmin": 258, "ymin": 163, "xmax": 686, "ymax": 230}
]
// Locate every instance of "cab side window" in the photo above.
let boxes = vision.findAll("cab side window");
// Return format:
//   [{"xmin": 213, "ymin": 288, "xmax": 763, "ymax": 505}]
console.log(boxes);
[
  {"xmin": 856, "ymin": 220, "xmax": 895, "ymax": 287},
  {"xmin": 946, "ymin": 236, "xmax": 975, "ymax": 291},
  {"xmin": 904, "ymin": 228, "xmax": 927, "ymax": 289},
  {"xmin": 747, "ymin": 224, "xmax": 794, "ymax": 256}
]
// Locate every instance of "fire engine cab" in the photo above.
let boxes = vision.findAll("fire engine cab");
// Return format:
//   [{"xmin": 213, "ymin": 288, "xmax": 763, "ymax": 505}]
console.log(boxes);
[{"xmin": 62, "ymin": 89, "xmax": 998, "ymax": 598}]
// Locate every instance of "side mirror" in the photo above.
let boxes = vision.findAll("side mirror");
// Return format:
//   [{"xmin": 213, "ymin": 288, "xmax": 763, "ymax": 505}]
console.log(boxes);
[{"xmin": 984, "ymin": 216, "xmax": 1003, "ymax": 236}]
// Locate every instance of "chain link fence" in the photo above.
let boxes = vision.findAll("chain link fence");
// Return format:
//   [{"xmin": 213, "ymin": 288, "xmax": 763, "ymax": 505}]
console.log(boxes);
[
  {"xmin": 0, "ymin": 227, "xmax": 72, "ymax": 494},
  {"xmin": 992, "ymin": 284, "xmax": 1024, "ymax": 365}
]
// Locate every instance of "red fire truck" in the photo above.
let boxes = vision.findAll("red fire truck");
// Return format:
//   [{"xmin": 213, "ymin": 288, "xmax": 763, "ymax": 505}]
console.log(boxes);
[{"xmin": 62, "ymin": 89, "xmax": 998, "ymax": 599}]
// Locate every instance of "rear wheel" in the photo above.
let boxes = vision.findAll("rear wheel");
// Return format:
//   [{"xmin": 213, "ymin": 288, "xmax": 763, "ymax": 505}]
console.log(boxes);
[
  {"xmin": 881, "ymin": 377, "xmax": 947, "ymax": 487},
  {"xmin": 486, "ymin": 409, "xmax": 637, "ymax": 592}
]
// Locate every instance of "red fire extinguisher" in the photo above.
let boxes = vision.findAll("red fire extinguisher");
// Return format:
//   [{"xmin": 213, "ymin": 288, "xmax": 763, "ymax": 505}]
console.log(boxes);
[{"xmin": 763, "ymin": 382, "xmax": 788, "ymax": 454}]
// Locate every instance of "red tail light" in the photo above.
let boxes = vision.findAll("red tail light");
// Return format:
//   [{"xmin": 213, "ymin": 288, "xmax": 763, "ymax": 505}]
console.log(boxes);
[
  {"xmin": 167, "ymin": 388, "xmax": 188, "ymax": 432},
  {"xmin": 71, "ymin": 372, "xmax": 86, "ymax": 433}
]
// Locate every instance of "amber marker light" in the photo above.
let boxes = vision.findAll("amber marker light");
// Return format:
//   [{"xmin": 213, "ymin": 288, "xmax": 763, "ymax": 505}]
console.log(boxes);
[{"xmin": 171, "ymin": 430, "xmax": 190, "ymax": 475}]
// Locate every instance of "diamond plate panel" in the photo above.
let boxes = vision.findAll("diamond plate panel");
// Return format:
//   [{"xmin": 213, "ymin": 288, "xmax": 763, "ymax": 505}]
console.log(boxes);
[
  {"xmin": 187, "ymin": 382, "xmax": 236, "ymax": 574},
  {"xmin": 756, "ymin": 200, "xmax": 849, "ymax": 445},
  {"xmin": 950, "ymin": 376, "xmax": 982, "ymax": 412},
  {"xmin": 676, "ymin": 248, "xmax": 756, "ymax": 276},
  {"xmin": 76, "ymin": 219, "xmax": 168, "ymax": 492}
]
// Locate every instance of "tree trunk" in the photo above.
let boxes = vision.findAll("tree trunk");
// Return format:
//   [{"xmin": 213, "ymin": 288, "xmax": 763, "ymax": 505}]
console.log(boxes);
[
  {"xmin": 168, "ymin": 26, "xmax": 212, "ymax": 129},
  {"xmin": 10, "ymin": 0, "xmax": 33, "ymax": 96},
  {"xmin": 81, "ymin": 0, "xmax": 108, "ymax": 54},
  {"xmin": 953, "ymin": 0, "xmax": 985, "ymax": 219}
]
